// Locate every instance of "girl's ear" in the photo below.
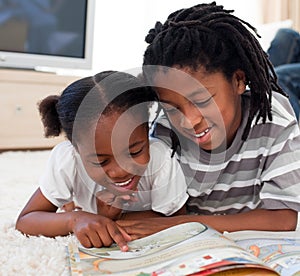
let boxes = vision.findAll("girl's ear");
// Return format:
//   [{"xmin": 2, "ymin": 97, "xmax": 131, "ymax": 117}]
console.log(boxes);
[{"xmin": 233, "ymin": 70, "xmax": 247, "ymax": 95}]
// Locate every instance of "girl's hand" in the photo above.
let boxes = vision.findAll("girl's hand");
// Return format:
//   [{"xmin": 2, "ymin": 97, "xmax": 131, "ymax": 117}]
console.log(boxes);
[
  {"xmin": 70, "ymin": 211, "xmax": 131, "ymax": 251},
  {"xmin": 96, "ymin": 190, "xmax": 138, "ymax": 220}
]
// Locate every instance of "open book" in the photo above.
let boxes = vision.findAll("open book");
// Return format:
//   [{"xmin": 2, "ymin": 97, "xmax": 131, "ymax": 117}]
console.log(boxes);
[{"xmin": 66, "ymin": 222, "xmax": 300, "ymax": 275}]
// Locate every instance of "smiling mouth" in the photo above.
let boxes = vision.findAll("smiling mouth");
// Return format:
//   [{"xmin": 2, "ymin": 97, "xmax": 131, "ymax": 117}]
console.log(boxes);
[
  {"xmin": 194, "ymin": 128, "xmax": 210, "ymax": 138},
  {"xmin": 113, "ymin": 178, "xmax": 133, "ymax": 187}
]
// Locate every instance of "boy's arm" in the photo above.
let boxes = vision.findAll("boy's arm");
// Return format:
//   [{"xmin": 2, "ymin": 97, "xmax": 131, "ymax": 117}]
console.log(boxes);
[
  {"xmin": 117, "ymin": 208, "xmax": 297, "ymax": 240},
  {"xmin": 120, "ymin": 205, "xmax": 186, "ymax": 220}
]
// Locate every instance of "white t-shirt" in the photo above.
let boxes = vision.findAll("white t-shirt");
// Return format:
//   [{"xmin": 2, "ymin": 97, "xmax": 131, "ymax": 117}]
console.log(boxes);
[{"xmin": 39, "ymin": 138, "xmax": 188, "ymax": 216}]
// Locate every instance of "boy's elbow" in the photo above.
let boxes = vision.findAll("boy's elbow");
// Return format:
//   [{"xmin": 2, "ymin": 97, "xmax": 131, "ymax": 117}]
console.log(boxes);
[{"xmin": 277, "ymin": 209, "xmax": 298, "ymax": 231}]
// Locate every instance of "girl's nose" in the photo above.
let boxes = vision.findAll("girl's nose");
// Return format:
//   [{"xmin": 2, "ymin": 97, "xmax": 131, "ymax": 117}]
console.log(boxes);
[{"xmin": 106, "ymin": 161, "xmax": 130, "ymax": 180}]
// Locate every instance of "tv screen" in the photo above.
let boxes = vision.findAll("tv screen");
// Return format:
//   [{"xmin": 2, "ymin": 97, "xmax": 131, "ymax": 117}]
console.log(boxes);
[{"xmin": 0, "ymin": 0, "xmax": 95, "ymax": 71}]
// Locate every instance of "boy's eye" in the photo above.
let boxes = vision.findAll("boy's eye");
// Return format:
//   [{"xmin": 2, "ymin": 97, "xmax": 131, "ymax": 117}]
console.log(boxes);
[
  {"xmin": 195, "ymin": 97, "xmax": 213, "ymax": 107},
  {"xmin": 161, "ymin": 97, "xmax": 213, "ymax": 115},
  {"xmin": 130, "ymin": 147, "xmax": 144, "ymax": 157}
]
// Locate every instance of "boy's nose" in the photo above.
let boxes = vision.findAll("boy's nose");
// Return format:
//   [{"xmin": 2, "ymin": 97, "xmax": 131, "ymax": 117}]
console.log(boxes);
[{"xmin": 180, "ymin": 105, "xmax": 203, "ymax": 129}]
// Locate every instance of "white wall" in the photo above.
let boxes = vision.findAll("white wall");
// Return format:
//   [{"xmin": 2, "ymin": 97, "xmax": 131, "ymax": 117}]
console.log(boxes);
[{"xmin": 88, "ymin": 0, "xmax": 262, "ymax": 74}]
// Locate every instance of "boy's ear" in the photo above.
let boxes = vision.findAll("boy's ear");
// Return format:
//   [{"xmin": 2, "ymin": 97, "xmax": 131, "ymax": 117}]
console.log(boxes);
[{"xmin": 234, "ymin": 70, "xmax": 247, "ymax": 95}]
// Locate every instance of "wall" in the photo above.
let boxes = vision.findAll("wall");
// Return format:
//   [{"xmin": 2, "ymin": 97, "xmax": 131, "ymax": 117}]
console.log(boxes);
[{"xmin": 90, "ymin": 0, "xmax": 262, "ymax": 74}]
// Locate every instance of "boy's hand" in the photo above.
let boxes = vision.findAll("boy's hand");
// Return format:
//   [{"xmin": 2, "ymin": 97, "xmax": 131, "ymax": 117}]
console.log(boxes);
[
  {"xmin": 70, "ymin": 211, "xmax": 131, "ymax": 251},
  {"xmin": 96, "ymin": 190, "xmax": 138, "ymax": 220}
]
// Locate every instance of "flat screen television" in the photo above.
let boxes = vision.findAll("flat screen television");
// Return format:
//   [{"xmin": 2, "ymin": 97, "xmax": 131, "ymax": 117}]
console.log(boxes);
[{"xmin": 0, "ymin": 0, "xmax": 95, "ymax": 71}]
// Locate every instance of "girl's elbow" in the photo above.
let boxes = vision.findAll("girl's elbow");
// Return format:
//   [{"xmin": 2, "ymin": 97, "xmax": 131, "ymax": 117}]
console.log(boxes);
[
  {"xmin": 15, "ymin": 214, "xmax": 31, "ymax": 234},
  {"xmin": 15, "ymin": 217, "xmax": 25, "ymax": 233}
]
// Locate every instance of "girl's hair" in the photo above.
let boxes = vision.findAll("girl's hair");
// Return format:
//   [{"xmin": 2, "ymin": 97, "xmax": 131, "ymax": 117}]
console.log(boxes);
[
  {"xmin": 38, "ymin": 70, "xmax": 157, "ymax": 144},
  {"xmin": 143, "ymin": 1, "xmax": 286, "ymax": 141}
]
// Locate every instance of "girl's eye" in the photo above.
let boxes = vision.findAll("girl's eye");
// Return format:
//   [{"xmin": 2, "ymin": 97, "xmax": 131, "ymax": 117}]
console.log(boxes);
[{"xmin": 91, "ymin": 160, "xmax": 108, "ymax": 167}]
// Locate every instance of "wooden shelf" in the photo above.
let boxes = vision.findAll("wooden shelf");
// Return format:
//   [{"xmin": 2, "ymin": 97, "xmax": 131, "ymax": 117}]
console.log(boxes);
[{"xmin": 0, "ymin": 69, "xmax": 80, "ymax": 150}]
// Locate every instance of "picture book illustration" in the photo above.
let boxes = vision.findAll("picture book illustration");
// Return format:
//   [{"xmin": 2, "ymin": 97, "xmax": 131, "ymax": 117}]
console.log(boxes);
[
  {"xmin": 79, "ymin": 221, "xmax": 207, "ymax": 260},
  {"xmin": 67, "ymin": 222, "xmax": 282, "ymax": 276},
  {"xmin": 227, "ymin": 231, "xmax": 300, "ymax": 276}
]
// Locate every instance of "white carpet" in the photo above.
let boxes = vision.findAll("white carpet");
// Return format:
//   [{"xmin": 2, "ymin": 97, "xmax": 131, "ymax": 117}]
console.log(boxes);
[{"xmin": 0, "ymin": 150, "xmax": 75, "ymax": 275}]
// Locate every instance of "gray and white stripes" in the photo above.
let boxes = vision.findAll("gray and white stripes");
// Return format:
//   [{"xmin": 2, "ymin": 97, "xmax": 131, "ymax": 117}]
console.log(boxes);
[{"xmin": 153, "ymin": 91, "xmax": 300, "ymax": 215}]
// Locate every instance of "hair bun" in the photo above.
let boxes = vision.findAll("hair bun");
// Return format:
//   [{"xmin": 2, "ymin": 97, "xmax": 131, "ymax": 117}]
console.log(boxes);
[{"xmin": 145, "ymin": 21, "xmax": 163, "ymax": 44}]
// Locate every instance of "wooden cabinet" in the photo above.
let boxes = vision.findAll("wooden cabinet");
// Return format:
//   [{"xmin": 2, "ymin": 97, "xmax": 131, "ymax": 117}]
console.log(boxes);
[{"xmin": 0, "ymin": 69, "xmax": 80, "ymax": 150}]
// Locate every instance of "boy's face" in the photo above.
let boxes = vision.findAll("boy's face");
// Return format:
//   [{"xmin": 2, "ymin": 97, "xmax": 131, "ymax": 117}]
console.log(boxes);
[
  {"xmin": 154, "ymin": 67, "xmax": 246, "ymax": 151},
  {"xmin": 77, "ymin": 110, "xmax": 150, "ymax": 196}
]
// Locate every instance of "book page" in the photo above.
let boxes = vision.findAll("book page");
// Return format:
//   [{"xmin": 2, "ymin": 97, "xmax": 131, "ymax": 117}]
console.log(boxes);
[
  {"xmin": 67, "ymin": 223, "xmax": 279, "ymax": 276},
  {"xmin": 79, "ymin": 221, "xmax": 207, "ymax": 259},
  {"xmin": 224, "ymin": 230, "xmax": 300, "ymax": 276}
]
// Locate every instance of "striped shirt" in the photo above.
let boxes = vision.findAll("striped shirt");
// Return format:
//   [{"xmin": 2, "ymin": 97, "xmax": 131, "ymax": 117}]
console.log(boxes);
[{"xmin": 152, "ymin": 91, "xmax": 300, "ymax": 215}]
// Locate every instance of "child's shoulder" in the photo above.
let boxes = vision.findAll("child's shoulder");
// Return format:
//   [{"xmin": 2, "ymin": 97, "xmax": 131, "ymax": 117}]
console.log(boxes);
[
  {"xmin": 51, "ymin": 140, "xmax": 74, "ymax": 153},
  {"xmin": 146, "ymin": 138, "xmax": 181, "ymax": 178},
  {"xmin": 148, "ymin": 137, "xmax": 175, "ymax": 164},
  {"xmin": 271, "ymin": 92, "xmax": 297, "ymax": 123},
  {"xmin": 244, "ymin": 91, "xmax": 297, "ymax": 125},
  {"xmin": 149, "ymin": 137, "xmax": 171, "ymax": 151},
  {"xmin": 49, "ymin": 140, "xmax": 77, "ymax": 163}
]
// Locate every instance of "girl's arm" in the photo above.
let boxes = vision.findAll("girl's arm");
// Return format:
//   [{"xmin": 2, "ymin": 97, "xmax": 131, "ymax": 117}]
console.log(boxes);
[
  {"xmin": 96, "ymin": 189, "xmax": 187, "ymax": 220},
  {"xmin": 117, "ymin": 208, "xmax": 297, "ymax": 240},
  {"xmin": 16, "ymin": 188, "xmax": 131, "ymax": 251}
]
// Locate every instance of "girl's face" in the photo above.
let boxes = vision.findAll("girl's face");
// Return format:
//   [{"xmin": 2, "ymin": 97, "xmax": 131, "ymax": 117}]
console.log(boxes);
[
  {"xmin": 154, "ymin": 67, "xmax": 246, "ymax": 151},
  {"xmin": 77, "ymin": 110, "xmax": 150, "ymax": 196}
]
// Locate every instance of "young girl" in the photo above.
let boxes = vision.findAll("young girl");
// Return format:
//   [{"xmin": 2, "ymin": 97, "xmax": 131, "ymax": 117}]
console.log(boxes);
[
  {"xmin": 117, "ymin": 2, "xmax": 300, "ymax": 238},
  {"xmin": 15, "ymin": 71, "xmax": 188, "ymax": 250}
]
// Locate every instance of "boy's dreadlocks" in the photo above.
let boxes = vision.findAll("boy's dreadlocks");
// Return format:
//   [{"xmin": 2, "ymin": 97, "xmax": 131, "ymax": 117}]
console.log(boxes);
[{"xmin": 143, "ymin": 1, "xmax": 286, "ymax": 142}]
